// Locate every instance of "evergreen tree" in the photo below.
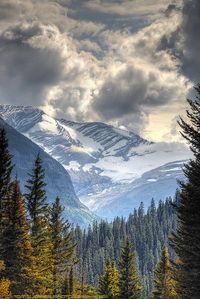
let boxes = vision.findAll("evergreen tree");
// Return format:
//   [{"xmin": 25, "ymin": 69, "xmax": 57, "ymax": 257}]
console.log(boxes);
[
  {"xmin": 1, "ymin": 180, "xmax": 34, "ymax": 295},
  {"xmin": 25, "ymin": 153, "xmax": 48, "ymax": 236},
  {"xmin": 49, "ymin": 197, "xmax": 75, "ymax": 295},
  {"xmin": 25, "ymin": 154, "xmax": 52, "ymax": 294},
  {"xmin": 152, "ymin": 247, "xmax": 177, "ymax": 299},
  {"xmin": 119, "ymin": 238, "xmax": 142, "ymax": 299},
  {"xmin": 73, "ymin": 197, "xmax": 176, "ymax": 296},
  {"xmin": 62, "ymin": 272, "xmax": 70, "ymax": 296},
  {"xmin": 69, "ymin": 266, "xmax": 74, "ymax": 295},
  {"xmin": 0, "ymin": 128, "xmax": 13, "ymax": 238},
  {"xmin": 0, "ymin": 261, "xmax": 11, "ymax": 299},
  {"xmin": 99, "ymin": 260, "xmax": 119, "ymax": 298},
  {"xmin": 171, "ymin": 86, "xmax": 200, "ymax": 299}
]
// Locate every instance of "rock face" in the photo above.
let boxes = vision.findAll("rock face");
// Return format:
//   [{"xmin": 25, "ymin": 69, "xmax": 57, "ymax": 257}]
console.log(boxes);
[
  {"xmin": 0, "ymin": 105, "xmax": 192, "ymax": 219},
  {"xmin": 0, "ymin": 117, "xmax": 95, "ymax": 226}
]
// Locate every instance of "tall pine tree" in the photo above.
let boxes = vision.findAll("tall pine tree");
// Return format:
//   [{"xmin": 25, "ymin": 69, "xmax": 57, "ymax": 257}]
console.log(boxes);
[
  {"xmin": 119, "ymin": 238, "xmax": 142, "ymax": 299},
  {"xmin": 99, "ymin": 260, "xmax": 119, "ymax": 298},
  {"xmin": 1, "ymin": 179, "xmax": 34, "ymax": 295},
  {"xmin": 25, "ymin": 154, "xmax": 52, "ymax": 294},
  {"xmin": 171, "ymin": 85, "xmax": 200, "ymax": 299},
  {"xmin": 0, "ymin": 128, "xmax": 13, "ymax": 238},
  {"xmin": 152, "ymin": 247, "xmax": 177, "ymax": 299},
  {"xmin": 49, "ymin": 197, "xmax": 75, "ymax": 295}
]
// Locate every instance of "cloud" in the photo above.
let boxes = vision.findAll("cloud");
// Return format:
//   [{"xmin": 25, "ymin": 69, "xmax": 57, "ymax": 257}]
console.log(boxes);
[
  {"xmin": 157, "ymin": 0, "xmax": 200, "ymax": 84},
  {"xmin": 92, "ymin": 65, "xmax": 184, "ymax": 120},
  {"xmin": 0, "ymin": 0, "xmax": 195, "ymax": 141},
  {"xmin": 85, "ymin": 0, "xmax": 175, "ymax": 18},
  {"xmin": 91, "ymin": 11, "xmax": 189, "ymax": 135},
  {"xmin": 0, "ymin": 22, "xmax": 67, "ymax": 105},
  {"xmin": 180, "ymin": 0, "xmax": 200, "ymax": 83}
]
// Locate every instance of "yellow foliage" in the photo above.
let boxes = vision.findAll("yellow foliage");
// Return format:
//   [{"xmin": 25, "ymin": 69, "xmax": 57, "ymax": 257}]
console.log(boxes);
[
  {"xmin": 0, "ymin": 278, "xmax": 11, "ymax": 299},
  {"xmin": 0, "ymin": 260, "xmax": 5, "ymax": 272}
]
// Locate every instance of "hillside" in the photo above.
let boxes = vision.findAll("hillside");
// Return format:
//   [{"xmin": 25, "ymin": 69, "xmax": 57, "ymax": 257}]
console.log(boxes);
[{"xmin": 0, "ymin": 117, "xmax": 95, "ymax": 226}]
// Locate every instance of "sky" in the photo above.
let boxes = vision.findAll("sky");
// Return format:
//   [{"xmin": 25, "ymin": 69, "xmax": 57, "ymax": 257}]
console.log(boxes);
[{"xmin": 0, "ymin": 0, "xmax": 199, "ymax": 142}]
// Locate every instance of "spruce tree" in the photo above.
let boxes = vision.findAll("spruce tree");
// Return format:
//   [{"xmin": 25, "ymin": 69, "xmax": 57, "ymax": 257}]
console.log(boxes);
[
  {"xmin": 69, "ymin": 266, "xmax": 74, "ymax": 295},
  {"xmin": 49, "ymin": 197, "xmax": 75, "ymax": 295},
  {"xmin": 25, "ymin": 153, "xmax": 48, "ymax": 236},
  {"xmin": 119, "ymin": 238, "xmax": 142, "ymax": 299},
  {"xmin": 99, "ymin": 260, "xmax": 119, "ymax": 298},
  {"xmin": 0, "ymin": 261, "xmax": 11, "ymax": 299},
  {"xmin": 1, "ymin": 180, "xmax": 34, "ymax": 295},
  {"xmin": 171, "ymin": 85, "xmax": 200, "ymax": 299},
  {"xmin": 0, "ymin": 128, "xmax": 13, "ymax": 235},
  {"xmin": 152, "ymin": 247, "xmax": 177, "ymax": 299},
  {"xmin": 25, "ymin": 154, "xmax": 52, "ymax": 294}
]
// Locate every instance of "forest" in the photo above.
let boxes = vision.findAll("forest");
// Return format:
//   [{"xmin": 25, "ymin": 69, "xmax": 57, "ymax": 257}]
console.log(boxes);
[{"xmin": 0, "ymin": 89, "xmax": 200, "ymax": 299}]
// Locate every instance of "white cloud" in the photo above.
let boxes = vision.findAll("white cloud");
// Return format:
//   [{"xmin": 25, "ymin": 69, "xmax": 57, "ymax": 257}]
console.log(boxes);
[{"xmin": 0, "ymin": 0, "xmax": 193, "ymax": 142}]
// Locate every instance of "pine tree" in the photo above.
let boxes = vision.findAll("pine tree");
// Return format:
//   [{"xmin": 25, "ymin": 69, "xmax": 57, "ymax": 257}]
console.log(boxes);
[
  {"xmin": 171, "ymin": 85, "xmax": 200, "ymax": 299},
  {"xmin": 25, "ymin": 153, "xmax": 48, "ymax": 236},
  {"xmin": 49, "ymin": 197, "xmax": 75, "ymax": 295},
  {"xmin": 119, "ymin": 238, "xmax": 142, "ymax": 299},
  {"xmin": 25, "ymin": 154, "xmax": 52, "ymax": 294},
  {"xmin": 109, "ymin": 260, "xmax": 120, "ymax": 298},
  {"xmin": 62, "ymin": 272, "xmax": 70, "ymax": 296},
  {"xmin": 152, "ymin": 247, "xmax": 177, "ymax": 299},
  {"xmin": 0, "ymin": 128, "xmax": 13, "ymax": 206},
  {"xmin": 1, "ymin": 180, "xmax": 34, "ymax": 295},
  {"xmin": 0, "ymin": 128, "xmax": 13, "ymax": 242},
  {"xmin": 69, "ymin": 266, "xmax": 74, "ymax": 295},
  {"xmin": 99, "ymin": 260, "xmax": 119, "ymax": 298},
  {"xmin": 0, "ymin": 261, "xmax": 11, "ymax": 299}
]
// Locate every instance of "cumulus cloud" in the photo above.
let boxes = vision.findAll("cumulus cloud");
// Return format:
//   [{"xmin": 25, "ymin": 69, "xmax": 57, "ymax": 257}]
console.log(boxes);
[
  {"xmin": 0, "ymin": 22, "xmax": 67, "ymax": 105},
  {"xmin": 85, "ymin": 0, "xmax": 176, "ymax": 18},
  {"xmin": 181, "ymin": 0, "xmax": 200, "ymax": 83},
  {"xmin": 0, "ymin": 0, "xmax": 196, "ymax": 141},
  {"xmin": 157, "ymin": 0, "xmax": 200, "ymax": 84},
  {"xmin": 91, "ymin": 11, "xmax": 189, "ymax": 134}
]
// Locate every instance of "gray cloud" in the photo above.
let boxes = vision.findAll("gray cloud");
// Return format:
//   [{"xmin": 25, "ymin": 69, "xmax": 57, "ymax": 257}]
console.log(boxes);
[
  {"xmin": 0, "ymin": 0, "xmax": 194, "ymax": 140},
  {"xmin": 181, "ymin": 0, "xmax": 200, "ymax": 83},
  {"xmin": 158, "ymin": 0, "xmax": 200, "ymax": 84},
  {"xmin": 92, "ymin": 65, "xmax": 182, "ymax": 122},
  {"xmin": 0, "ymin": 22, "xmax": 66, "ymax": 105}
]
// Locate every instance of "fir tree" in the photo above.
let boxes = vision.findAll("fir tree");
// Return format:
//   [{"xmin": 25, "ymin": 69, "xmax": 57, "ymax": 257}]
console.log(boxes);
[
  {"xmin": 0, "ymin": 128, "xmax": 13, "ymax": 237},
  {"xmin": 171, "ymin": 85, "xmax": 200, "ymax": 299},
  {"xmin": 62, "ymin": 272, "xmax": 70, "ymax": 296},
  {"xmin": 25, "ymin": 154, "xmax": 52, "ymax": 294},
  {"xmin": 69, "ymin": 266, "xmax": 74, "ymax": 295},
  {"xmin": 119, "ymin": 238, "xmax": 142, "ymax": 299},
  {"xmin": 1, "ymin": 180, "xmax": 34, "ymax": 295},
  {"xmin": 152, "ymin": 247, "xmax": 177, "ymax": 299},
  {"xmin": 99, "ymin": 260, "xmax": 119, "ymax": 298},
  {"xmin": 25, "ymin": 153, "xmax": 48, "ymax": 236},
  {"xmin": 49, "ymin": 197, "xmax": 75, "ymax": 295},
  {"xmin": 0, "ymin": 261, "xmax": 11, "ymax": 299}
]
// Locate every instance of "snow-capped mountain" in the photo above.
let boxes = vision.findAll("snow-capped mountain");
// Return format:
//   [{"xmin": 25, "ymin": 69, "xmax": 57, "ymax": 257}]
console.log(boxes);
[
  {"xmin": 0, "ymin": 117, "xmax": 95, "ymax": 226},
  {"xmin": 0, "ymin": 105, "xmax": 192, "ymax": 218}
]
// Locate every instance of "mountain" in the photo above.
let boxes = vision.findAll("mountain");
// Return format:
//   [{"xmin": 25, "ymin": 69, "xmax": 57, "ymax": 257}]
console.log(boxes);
[
  {"xmin": 82, "ymin": 160, "xmax": 186, "ymax": 219},
  {"xmin": 0, "ymin": 117, "xmax": 95, "ymax": 226},
  {"xmin": 0, "ymin": 105, "xmax": 192, "ymax": 219}
]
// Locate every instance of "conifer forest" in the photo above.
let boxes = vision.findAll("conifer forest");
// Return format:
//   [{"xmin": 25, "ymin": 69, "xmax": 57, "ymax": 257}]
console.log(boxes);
[
  {"xmin": 0, "ymin": 1, "xmax": 200, "ymax": 298},
  {"xmin": 0, "ymin": 86, "xmax": 200, "ymax": 298}
]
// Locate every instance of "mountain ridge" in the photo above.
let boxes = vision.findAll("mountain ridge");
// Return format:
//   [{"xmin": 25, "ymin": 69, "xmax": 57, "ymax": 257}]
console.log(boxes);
[
  {"xmin": 0, "ymin": 104, "xmax": 192, "ymax": 219},
  {"xmin": 0, "ymin": 115, "xmax": 95, "ymax": 226}
]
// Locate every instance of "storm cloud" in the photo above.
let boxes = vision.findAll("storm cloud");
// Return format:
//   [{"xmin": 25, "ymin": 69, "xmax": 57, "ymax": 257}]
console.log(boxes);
[
  {"xmin": 0, "ymin": 0, "xmax": 196, "ymax": 140},
  {"xmin": 0, "ymin": 22, "xmax": 66, "ymax": 105},
  {"xmin": 181, "ymin": 0, "xmax": 200, "ymax": 83}
]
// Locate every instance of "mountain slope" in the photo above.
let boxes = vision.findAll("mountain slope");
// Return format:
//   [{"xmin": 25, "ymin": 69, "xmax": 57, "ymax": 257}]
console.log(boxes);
[
  {"xmin": 0, "ymin": 105, "xmax": 192, "ymax": 219},
  {"xmin": 0, "ymin": 117, "xmax": 95, "ymax": 226},
  {"xmin": 82, "ymin": 160, "xmax": 187, "ymax": 219}
]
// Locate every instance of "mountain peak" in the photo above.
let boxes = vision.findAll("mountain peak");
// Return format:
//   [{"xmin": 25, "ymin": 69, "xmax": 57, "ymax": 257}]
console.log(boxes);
[{"xmin": 0, "ymin": 104, "xmax": 192, "ymax": 219}]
